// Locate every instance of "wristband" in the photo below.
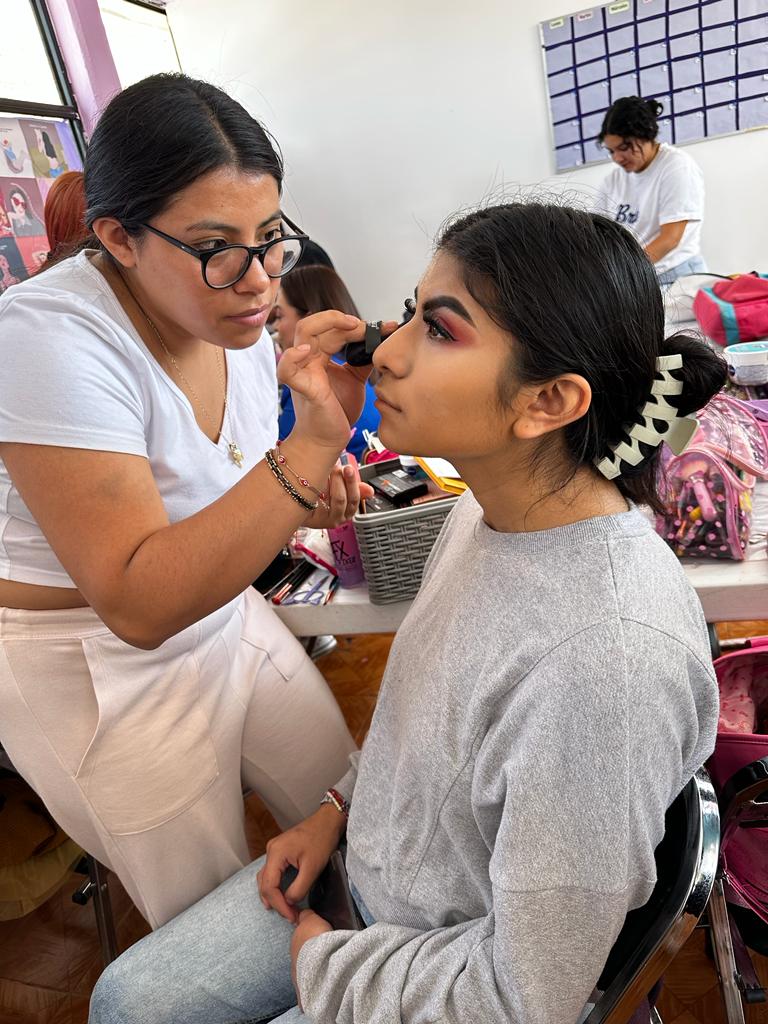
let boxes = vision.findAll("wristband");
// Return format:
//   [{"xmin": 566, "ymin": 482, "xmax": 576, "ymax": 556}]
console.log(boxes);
[{"xmin": 320, "ymin": 788, "xmax": 350, "ymax": 818}]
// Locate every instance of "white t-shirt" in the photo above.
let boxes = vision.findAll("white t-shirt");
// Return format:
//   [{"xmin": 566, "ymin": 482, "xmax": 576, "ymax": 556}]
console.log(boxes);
[
  {"xmin": 595, "ymin": 143, "xmax": 705, "ymax": 275},
  {"xmin": 0, "ymin": 251, "xmax": 279, "ymax": 587}
]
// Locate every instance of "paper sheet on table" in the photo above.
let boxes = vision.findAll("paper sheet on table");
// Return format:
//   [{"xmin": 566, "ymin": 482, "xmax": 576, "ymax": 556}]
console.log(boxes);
[{"xmin": 415, "ymin": 457, "xmax": 468, "ymax": 496}]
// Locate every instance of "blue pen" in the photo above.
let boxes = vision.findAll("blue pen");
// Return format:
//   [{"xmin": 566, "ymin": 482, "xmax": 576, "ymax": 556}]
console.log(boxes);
[{"xmin": 339, "ymin": 451, "xmax": 350, "ymax": 467}]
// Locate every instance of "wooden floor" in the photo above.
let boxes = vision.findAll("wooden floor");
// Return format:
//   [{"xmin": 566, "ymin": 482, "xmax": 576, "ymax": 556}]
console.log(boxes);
[{"xmin": 0, "ymin": 629, "xmax": 766, "ymax": 1023}]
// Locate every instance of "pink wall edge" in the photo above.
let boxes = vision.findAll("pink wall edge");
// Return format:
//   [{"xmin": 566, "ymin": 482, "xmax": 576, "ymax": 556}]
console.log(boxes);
[{"xmin": 45, "ymin": 0, "xmax": 121, "ymax": 137}]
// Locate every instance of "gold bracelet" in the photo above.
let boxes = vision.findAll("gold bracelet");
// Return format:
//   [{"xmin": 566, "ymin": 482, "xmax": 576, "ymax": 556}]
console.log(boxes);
[
  {"xmin": 275, "ymin": 440, "xmax": 330, "ymax": 509},
  {"xmin": 264, "ymin": 449, "xmax": 317, "ymax": 512}
]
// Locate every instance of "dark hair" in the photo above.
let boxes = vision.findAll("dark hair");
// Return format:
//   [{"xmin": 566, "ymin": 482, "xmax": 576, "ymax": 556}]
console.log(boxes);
[
  {"xmin": 438, "ymin": 202, "xmax": 726, "ymax": 511},
  {"xmin": 296, "ymin": 239, "xmax": 334, "ymax": 270},
  {"xmin": 598, "ymin": 96, "xmax": 663, "ymax": 144},
  {"xmin": 84, "ymin": 73, "xmax": 283, "ymax": 240},
  {"xmin": 280, "ymin": 264, "xmax": 360, "ymax": 319}
]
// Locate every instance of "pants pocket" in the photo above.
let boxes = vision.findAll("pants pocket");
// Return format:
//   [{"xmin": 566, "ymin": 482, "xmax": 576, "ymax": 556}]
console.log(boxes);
[
  {"xmin": 238, "ymin": 587, "xmax": 308, "ymax": 684},
  {"xmin": 75, "ymin": 632, "xmax": 220, "ymax": 835}
]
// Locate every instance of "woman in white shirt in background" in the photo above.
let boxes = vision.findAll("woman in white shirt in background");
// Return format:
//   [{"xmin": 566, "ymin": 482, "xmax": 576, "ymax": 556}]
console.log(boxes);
[{"xmin": 596, "ymin": 96, "xmax": 706, "ymax": 286}]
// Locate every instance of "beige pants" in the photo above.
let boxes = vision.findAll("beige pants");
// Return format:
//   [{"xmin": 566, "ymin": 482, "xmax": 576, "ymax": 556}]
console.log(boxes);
[{"xmin": 0, "ymin": 587, "xmax": 355, "ymax": 929}]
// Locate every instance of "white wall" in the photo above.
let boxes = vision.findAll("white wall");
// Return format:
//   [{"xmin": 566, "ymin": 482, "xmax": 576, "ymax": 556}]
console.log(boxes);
[{"xmin": 166, "ymin": 0, "xmax": 768, "ymax": 318}]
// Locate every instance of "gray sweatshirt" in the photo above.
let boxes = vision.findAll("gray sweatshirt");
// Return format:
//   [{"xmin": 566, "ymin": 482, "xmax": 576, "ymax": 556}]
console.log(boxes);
[{"xmin": 297, "ymin": 493, "xmax": 718, "ymax": 1024}]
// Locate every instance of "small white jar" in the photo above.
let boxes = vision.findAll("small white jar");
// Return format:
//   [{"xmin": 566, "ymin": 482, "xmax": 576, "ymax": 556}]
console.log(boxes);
[{"xmin": 724, "ymin": 339, "xmax": 768, "ymax": 385}]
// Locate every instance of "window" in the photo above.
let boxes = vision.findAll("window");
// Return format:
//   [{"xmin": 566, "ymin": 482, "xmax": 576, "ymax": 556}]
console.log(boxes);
[
  {"xmin": 0, "ymin": 0, "xmax": 63, "ymax": 105},
  {"xmin": 0, "ymin": 1, "xmax": 86, "ymax": 289},
  {"xmin": 98, "ymin": 0, "xmax": 182, "ymax": 89}
]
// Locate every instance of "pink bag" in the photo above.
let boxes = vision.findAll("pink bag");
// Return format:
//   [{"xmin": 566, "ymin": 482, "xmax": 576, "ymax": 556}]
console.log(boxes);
[
  {"xmin": 692, "ymin": 394, "xmax": 768, "ymax": 478},
  {"xmin": 656, "ymin": 446, "xmax": 754, "ymax": 560},
  {"xmin": 693, "ymin": 274, "xmax": 768, "ymax": 346},
  {"xmin": 708, "ymin": 640, "xmax": 768, "ymax": 926}
]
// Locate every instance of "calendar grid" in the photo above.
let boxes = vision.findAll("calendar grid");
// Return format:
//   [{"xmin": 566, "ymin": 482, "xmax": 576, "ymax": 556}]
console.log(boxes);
[{"xmin": 540, "ymin": 0, "xmax": 768, "ymax": 170}]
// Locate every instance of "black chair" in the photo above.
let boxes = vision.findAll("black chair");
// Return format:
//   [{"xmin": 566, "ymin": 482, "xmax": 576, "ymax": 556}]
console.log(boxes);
[{"xmin": 585, "ymin": 767, "xmax": 720, "ymax": 1024}]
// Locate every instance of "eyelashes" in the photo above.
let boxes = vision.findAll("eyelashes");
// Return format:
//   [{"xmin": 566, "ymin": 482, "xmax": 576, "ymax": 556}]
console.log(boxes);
[
  {"xmin": 423, "ymin": 312, "xmax": 453, "ymax": 342},
  {"xmin": 402, "ymin": 297, "xmax": 454, "ymax": 342}
]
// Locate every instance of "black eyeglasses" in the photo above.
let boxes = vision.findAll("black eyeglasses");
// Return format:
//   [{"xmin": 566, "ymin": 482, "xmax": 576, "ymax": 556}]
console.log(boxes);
[{"xmin": 139, "ymin": 214, "xmax": 309, "ymax": 289}]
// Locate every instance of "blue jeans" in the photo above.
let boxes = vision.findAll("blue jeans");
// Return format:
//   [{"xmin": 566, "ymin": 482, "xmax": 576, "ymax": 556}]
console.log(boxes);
[
  {"xmin": 657, "ymin": 254, "xmax": 707, "ymax": 287},
  {"xmin": 88, "ymin": 855, "xmax": 374, "ymax": 1024},
  {"xmin": 88, "ymin": 856, "xmax": 305, "ymax": 1024}
]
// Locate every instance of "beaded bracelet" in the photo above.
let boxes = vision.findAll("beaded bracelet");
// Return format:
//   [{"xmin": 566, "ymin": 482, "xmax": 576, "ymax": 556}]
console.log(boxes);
[
  {"xmin": 275, "ymin": 440, "xmax": 329, "ymax": 510},
  {"xmin": 320, "ymin": 787, "xmax": 350, "ymax": 818},
  {"xmin": 264, "ymin": 449, "xmax": 317, "ymax": 513}
]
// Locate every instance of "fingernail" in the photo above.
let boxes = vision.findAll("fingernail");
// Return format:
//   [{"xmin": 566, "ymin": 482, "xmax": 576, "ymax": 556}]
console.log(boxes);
[
  {"xmin": 295, "ymin": 343, "xmax": 310, "ymax": 353},
  {"xmin": 344, "ymin": 466, "xmax": 354, "ymax": 478}
]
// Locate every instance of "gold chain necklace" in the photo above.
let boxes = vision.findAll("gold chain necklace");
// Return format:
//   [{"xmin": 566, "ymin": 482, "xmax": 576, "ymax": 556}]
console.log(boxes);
[{"xmin": 120, "ymin": 274, "xmax": 245, "ymax": 468}]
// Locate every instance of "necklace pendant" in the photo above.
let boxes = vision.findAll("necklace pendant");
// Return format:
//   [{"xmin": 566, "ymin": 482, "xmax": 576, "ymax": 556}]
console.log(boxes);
[{"xmin": 228, "ymin": 441, "xmax": 245, "ymax": 468}]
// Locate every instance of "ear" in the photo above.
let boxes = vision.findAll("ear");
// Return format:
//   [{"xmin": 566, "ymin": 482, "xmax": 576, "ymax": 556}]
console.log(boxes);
[
  {"xmin": 512, "ymin": 374, "xmax": 592, "ymax": 440},
  {"xmin": 91, "ymin": 217, "xmax": 139, "ymax": 268}
]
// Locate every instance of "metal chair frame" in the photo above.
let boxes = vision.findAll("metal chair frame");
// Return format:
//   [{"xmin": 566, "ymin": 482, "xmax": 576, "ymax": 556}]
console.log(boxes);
[{"xmin": 585, "ymin": 768, "xmax": 720, "ymax": 1024}]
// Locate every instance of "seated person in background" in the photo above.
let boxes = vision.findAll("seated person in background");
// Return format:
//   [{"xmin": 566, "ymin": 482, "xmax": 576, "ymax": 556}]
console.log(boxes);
[
  {"xmin": 88, "ymin": 202, "xmax": 724, "ymax": 1024},
  {"xmin": 273, "ymin": 265, "xmax": 380, "ymax": 461},
  {"xmin": 596, "ymin": 96, "xmax": 706, "ymax": 287},
  {"xmin": 41, "ymin": 170, "xmax": 89, "ymax": 265}
]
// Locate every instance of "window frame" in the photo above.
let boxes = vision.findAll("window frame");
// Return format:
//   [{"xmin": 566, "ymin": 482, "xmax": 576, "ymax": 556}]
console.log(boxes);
[{"xmin": 98, "ymin": 0, "xmax": 182, "ymax": 91}]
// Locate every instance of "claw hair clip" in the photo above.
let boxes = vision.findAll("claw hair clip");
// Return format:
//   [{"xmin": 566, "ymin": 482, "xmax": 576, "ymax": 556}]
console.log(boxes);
[{"xmin": 595, "ymin": 354, "xmax": 698, "ymax": 481}]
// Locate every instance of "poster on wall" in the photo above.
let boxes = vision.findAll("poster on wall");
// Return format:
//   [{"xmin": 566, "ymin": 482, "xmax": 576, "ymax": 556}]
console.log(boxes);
[
  {"xmin": 0, "ymin": 118, "xmax": 34, "ymax": 178},
  {"xmin": 21, "ymin": 120, "xmax": 71, "ymax": 180},
  {"xmin": 0, "ymin": 115, "xmax": 83, "ymax": 283},
  {"xmin": 0, "ymin": 236, "xmax": 28, "ymax": 294},
  {"xmin": 540, "ymin": 0, "xmax": 768, "ymax": 172}
]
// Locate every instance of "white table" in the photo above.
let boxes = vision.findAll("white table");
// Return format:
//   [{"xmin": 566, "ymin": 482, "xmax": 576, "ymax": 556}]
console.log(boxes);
[{"xmin": 275, "ymin": 484, "xmax": 768, "ymax": 636}]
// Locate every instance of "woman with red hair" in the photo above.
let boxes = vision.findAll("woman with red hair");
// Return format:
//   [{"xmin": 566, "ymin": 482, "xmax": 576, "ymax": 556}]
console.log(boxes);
[{"xmin": 43, "ymin": 170, "xmax": 87, "ymax": 261}]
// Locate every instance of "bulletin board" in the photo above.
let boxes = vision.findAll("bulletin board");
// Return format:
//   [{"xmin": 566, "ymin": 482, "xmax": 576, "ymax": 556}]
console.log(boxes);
[
  {"xmin": 540, "ymin": 0, "xmax": 768, "ymax": 171},
  {"xmin": 0, "ymin": 115, "xmax": 83, "ymax": 292}
]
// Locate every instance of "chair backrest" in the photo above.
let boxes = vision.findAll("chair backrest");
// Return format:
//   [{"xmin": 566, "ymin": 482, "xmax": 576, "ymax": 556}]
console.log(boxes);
[{"xmin": 584, "ymin": 768, "xmax": 720, "ymax": 1024}]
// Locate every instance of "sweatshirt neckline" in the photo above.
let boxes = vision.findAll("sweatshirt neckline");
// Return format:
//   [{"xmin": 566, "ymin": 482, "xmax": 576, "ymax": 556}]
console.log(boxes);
[{"xmin": 470, "ymin": 496, "xmax": 650, "ymax": 553}]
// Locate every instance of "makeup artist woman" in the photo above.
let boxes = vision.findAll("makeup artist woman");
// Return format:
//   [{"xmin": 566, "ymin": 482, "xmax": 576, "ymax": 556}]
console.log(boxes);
[{"xmin": 0, "ymin": 74, "xmax": 365, "ymax": 931}]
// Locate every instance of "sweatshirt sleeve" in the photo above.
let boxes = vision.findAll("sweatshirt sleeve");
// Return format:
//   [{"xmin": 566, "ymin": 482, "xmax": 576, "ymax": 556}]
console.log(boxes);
[
  {"xmin": 297, "ymin": 889, "xmax": 629, "ymax": 1024},
  {"xmin": 331, "ymin": 750, "xmax": 362, "ymax": 805},
  {"xmin": 296, "ymin": 621, "xmax": 707, "ymax": 1024}
]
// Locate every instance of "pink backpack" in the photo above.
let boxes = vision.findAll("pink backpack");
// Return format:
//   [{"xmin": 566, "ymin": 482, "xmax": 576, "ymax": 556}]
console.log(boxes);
[
  {"xmin": 693, "ymin": 274, "xmax": 768, "ymax": 347},
  {"xmin": 708, "ymin": 640, "xmax": 768, "ymax": 927}
]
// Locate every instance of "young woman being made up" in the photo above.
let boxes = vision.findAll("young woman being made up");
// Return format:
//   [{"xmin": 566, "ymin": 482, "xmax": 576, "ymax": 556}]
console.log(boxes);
[{"xmin": 88, "ymin": 201, "xmax": 725, "ymax": 1024}]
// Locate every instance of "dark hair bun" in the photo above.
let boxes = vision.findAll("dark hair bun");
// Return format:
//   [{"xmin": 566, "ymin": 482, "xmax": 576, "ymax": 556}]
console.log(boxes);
[
  {"xmin": 598, "ymin": 95, "xmax": 663, "ymax": 142},
  {"xmin": 663, "ymin": 332, "xmax": 728, "ymax": 417}
]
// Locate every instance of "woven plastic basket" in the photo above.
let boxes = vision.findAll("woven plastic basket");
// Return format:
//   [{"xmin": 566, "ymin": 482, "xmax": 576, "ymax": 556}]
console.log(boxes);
[{"xmin": 354, "ymin": 459, "xmax": 459, "ymax": 604}]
